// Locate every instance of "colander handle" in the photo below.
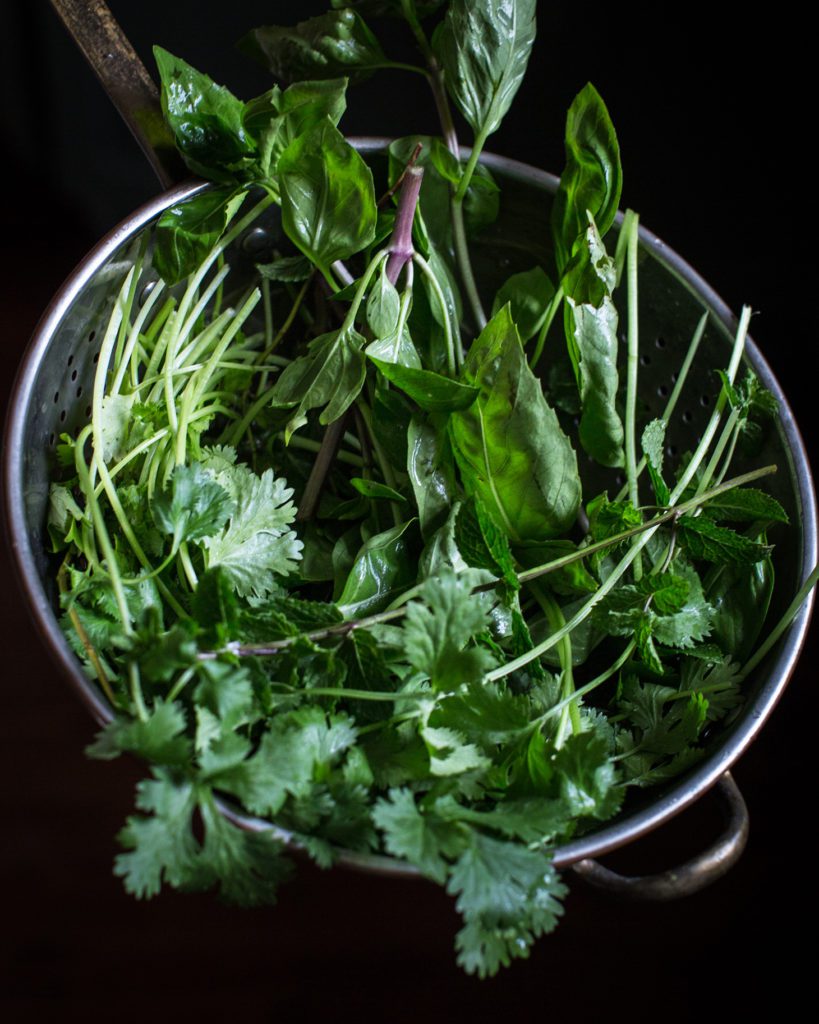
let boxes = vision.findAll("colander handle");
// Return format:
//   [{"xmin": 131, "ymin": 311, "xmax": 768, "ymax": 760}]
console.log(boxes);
[
  {"xmin": 570, "ymin": 772, "xmax": 749, "ymax": 900},
  {"xmin": 49, "ymin": 0, "xmax": 186, "ymax": 187}
]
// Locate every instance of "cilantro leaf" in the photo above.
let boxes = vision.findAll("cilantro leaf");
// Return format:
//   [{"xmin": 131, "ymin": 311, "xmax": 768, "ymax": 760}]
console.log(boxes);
[
  {"xmin": 402, "ymin": 569, "xmax": 497, "ymax": 690},
  {"xmin": 373, "ymin": 788, "xmax": 464, "ymax": 883},
  {"xmin": 87, "ymin": 701, "xmax": 191, "ymax": 766},
  {"xmin": 201, "ymin": 463, "xmax": 303, "ymax": 596},
  {"xmin": 151, "ymin": 463, "xmax": 234, "ymax": 552},
  {"xmin": 447, "ymin": 832, "xmax": 566, "ymax": 977}
]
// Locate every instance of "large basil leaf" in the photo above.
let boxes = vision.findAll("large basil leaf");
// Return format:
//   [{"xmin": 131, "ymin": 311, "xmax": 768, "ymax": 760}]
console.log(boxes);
[
  {"xmin": 432, "ymin": 0, "xmax": 536, "ymax": 139},
  {"xmin": 153, "ymin": 187, "xmax": 243, "ymax": 285},
  {"xmin": 154, "ymin": 47, "xmax": 257, "ymax": 182},
  {"xmin": 449, "ymin": 305, "xmax": 581, "ymax": 542},
  {"xmin": 278, "ymin": 119, "xmax": 377, "ymax": 274},
  {"xmin": 337, "ymin": 520, "xmax": 419, "ymax": 617},
  {"xmin": 552, "ymin": 83, "xmax": 623, "ymax": 273},
  {"xmin": 565, "ymin": 219, "xmax": 624, "ymax": 468},
  {"xmin": 269, "ymin": 325, "xmax": 368, "ymax": 440},
  {"xmin": 240, "ymin": 9, "xmax": 388, "ymax": 84}
]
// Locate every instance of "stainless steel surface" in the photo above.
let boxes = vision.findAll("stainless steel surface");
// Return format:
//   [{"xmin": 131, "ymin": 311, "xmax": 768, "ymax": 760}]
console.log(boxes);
[
  {"xmin": 4, "ymin": 144, "xmax": 817, "ymax": 883},
  {"xmin": 571, "ymin": 772, "xmax": 749, "ymax": 898}
]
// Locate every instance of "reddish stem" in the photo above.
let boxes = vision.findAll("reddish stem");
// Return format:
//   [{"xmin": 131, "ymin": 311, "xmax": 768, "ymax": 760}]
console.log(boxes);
[{"xmin": 385, "ymin": 165, "xmax": 424, "ymax": 286}]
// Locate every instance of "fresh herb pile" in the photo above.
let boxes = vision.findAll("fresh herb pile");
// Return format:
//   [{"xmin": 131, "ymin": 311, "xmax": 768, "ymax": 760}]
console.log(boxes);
[{"xmin": 48, "ymin": 0, "xmax": 817, "ymax": 977}]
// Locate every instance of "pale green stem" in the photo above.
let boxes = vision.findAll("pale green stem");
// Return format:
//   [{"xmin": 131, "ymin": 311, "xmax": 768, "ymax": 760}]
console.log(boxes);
[
  {"xmin": 614, "ymin": 311, "xmax": 709, "ymax": 502},
  {"xmin": 110, "ymin": 277, "xmax": 166, "ymax": 397},
  {"xmin": 412, "ymin": 251, "xmax": 462, "ymax": 372},
  {"xmin": 625, "ymin": 211, "xmax": 642, "ymax": 580}
]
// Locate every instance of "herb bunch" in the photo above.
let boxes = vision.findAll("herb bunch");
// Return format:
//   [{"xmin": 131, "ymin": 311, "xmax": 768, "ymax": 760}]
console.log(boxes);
[{"xmin": 48, "ymin": 0, "xmax": 817, "ymax": 977}]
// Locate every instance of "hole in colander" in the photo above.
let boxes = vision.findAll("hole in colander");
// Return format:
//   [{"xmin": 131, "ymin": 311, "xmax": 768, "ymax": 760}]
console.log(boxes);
[
  {"xmin": 67, "ymin": 354, "xmax": 74, "ymax": 367},
  {"xmin": 658, "ymin": 384, "xmax": 669, "ymax": 398},
  {"xmin": 682, "ymin": 410, "xmax": 693, "ymax": 423},
  {"xmin": 655, "ymin": 336, "xmax": 666, "ymax": 349},
  {"xmin": 76, "ymin": 386, "xmax": 83, "ymax": 398},
  {"xmin": 92, "ymin": 352, "xmax": 99, "ymax": 364},
  {"xmin": 615, "ymin": 472, "xmax": 625, "ymax": 486},
  {"xmin": 59, "ymin": 410, "xmax": 66, "ymax": 423},
  {"xmin": 70, "ymin": 369, "xmax": 78, "ymax": 382},
  {"xmin": 667, "ymin": 444, "xmax": 678, "ymax": 456},
  {"xmin": 88, "ymin": 330, "xmax": 96, "ymax": 343},
  {"xmin": 53, "ymin": 391, "xmax": 59, "ymax": 404},
  {"xmin": 49, "ymin": 433, "xmax": 55, "ymax": 446},
  {"xmin": 700, "ymin": 394, "xmax": 711, "ymax": 407},
  {"xmin": 640, "ymin": 354, "xmax": 651, "ymax": 366}
]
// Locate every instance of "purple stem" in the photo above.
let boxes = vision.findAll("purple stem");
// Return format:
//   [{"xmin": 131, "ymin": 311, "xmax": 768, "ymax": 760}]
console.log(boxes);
[{"xmin": 385, "ymin": 165, "xmax": 424, "ymax": 286}]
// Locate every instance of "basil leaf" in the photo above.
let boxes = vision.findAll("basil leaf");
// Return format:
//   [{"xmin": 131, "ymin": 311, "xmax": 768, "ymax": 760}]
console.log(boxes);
[
  {"xmin": 366, "ymin": 329, "xmax": 423, "ymax": 369},
  {"xmin": 369, "ymin": 355, "xmax": 479, "ymax": 412},
  {"xmin": 407, "ymin": 414, "xmax": 456, "ymax": 536},
  {"xmin": 243, "ymin": 78, "xmax": 348, "ymax": 181},
  {"xmin": 154, "ymin": 47, "xmax": 257, "ymax": 182},
  {"xmin": 366, "ymin": 268, "xmax": 402, "ymax": 338},
  {"xmin": 708, "ymin": 556, "xmax": 775, "ymax": 662},
  {"xmin": 433, "ymin": 0, "xmax": 536, "ymax": 140},
  {"xmin": 153, "ymin": 188, "xmax": 243, "ymax": 286},
  {"xmin": 278, "ymin": 119, "xmax": 377, "ymax": 274},
  {"xmin": 491, "ymin": 266, "xmax": 554, "ymax": 343},
  {"xmin": 450, "ymin": 305, "xmax": 582, "ymax": 542},
  {"xmin": 350, "ymin": 478, "xmax": 406, "ymax": 502},
  {"xmin": 240, "ymin": 9, "xmax": 388, "ymax": 84},
  {"xmin": 552, "ymin": 83, "xmax": 623, "ymax": 273},
  {"xmin": 565, "ymin": 218, "xmax": 624, "ymax": 468},
  {"xmin": 338, "ymin": 520, "xmax": 418, "ymax": 617},
  {"xmin": 270, "ymin": 325, "xmax": 368, "ymax": 440}
]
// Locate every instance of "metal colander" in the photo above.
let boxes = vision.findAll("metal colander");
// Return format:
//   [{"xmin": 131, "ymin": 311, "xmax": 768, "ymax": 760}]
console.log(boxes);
[{"xmin": 4, "ymin": 142, "xmax": 817, "ymax": 895}]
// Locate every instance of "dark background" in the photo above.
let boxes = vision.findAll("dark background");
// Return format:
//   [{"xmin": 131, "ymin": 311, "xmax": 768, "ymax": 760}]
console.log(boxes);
[{"xmin": 1, "ymin": 1, "xmax": 815, "ymax": 1018}]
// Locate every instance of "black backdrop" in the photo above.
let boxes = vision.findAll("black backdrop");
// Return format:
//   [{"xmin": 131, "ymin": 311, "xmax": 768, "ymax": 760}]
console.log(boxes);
[{"xmin": 1, "ymin": 2, "xmax": 815, "ymax": 1018}]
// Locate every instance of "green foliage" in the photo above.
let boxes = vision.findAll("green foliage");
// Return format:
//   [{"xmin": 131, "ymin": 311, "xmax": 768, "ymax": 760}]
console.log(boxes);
[
  {"xmin": 450, "ymin": 305, "xmax": 581, "ymax": 542},
  {"xmin": 50, "ymin": 2, "xmax": 805, "ymax": 982},
  {"xmin": 278, "ymin": 120, "xmax": 377, "ymax": 274},
  {"xmin": 433, "ymin": 0, "xmax": 537, "ymax": 140},
  {"xmin": 240, "ymin": 9, "xmax": 389, "ymax": 83}
]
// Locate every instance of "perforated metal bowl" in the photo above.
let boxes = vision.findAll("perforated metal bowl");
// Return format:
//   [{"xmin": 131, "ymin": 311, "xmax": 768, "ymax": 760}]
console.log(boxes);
[{"xmin": 4, "ymin": 142, "xmax": 816, "ymax": 894}]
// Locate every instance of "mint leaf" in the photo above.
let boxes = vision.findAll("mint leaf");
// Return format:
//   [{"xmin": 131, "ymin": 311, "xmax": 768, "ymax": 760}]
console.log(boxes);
[
  {"xmin": 678, "ymin": 515, "xmax": 773, "ymax": 566},
  {"xmin": 703, "ymin": 487, "xmax": 789, "ymax": 525}
]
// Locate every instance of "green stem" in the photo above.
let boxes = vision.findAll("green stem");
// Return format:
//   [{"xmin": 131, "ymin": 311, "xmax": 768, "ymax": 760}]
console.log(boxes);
[
  {"xmin": 531, "ymin": 584, "xmax": 579, "ymax": 745},
  {"xmin": 530, "ymin": 286, "xmax": 564, "ymax": 370},
  {"xmin": 624, "ymin": 211, "xmax": 642, "ymax": 580},
  {"xmin": 412, "ymin": 251, "xmax": 461, "ymax": 372},
  {"xmin": 451, "ymin": 195, "xmax": 487, "ymax": 331}
]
